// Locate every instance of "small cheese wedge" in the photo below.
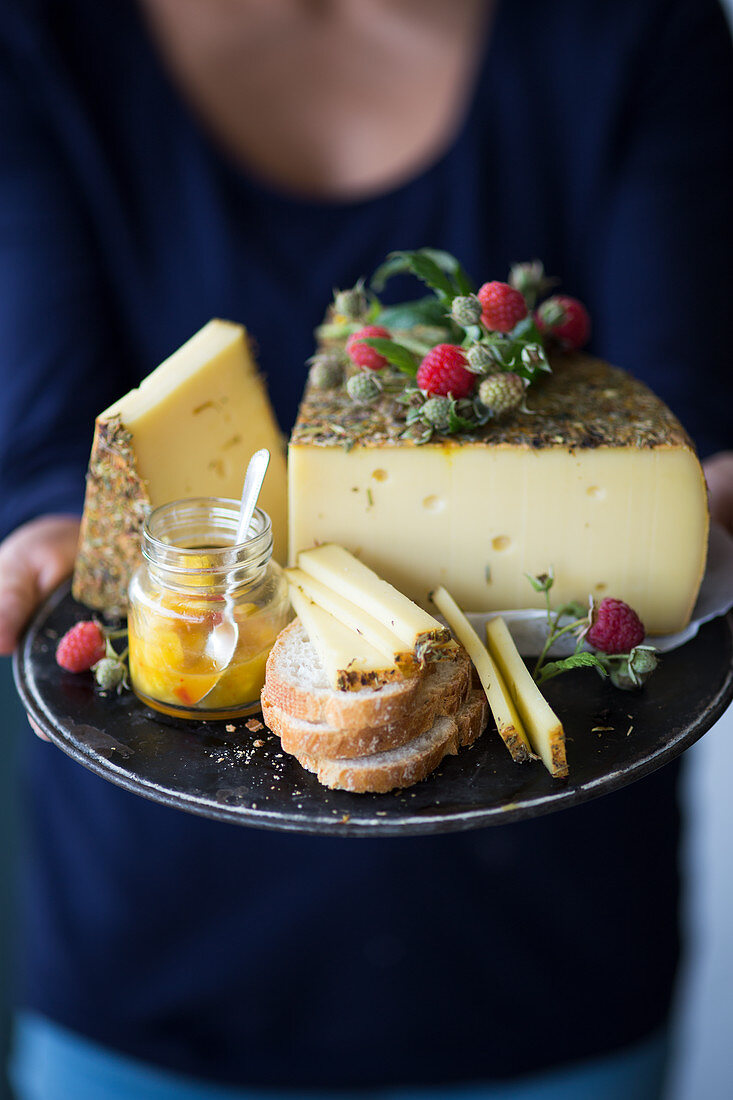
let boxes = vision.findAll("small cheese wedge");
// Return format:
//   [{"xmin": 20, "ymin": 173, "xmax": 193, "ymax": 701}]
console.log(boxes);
[
  {"xmin": 431, "ymin": 586, "xmax": 532, "ymax": 764},
  {"xmin": 288, "ymin": 585, "xmax": 405, "ymax": 692},
  {"xmin": 73, "ymin": 320, "xmax": 288, "ymax": 615},
  {"xmin": 486, "ymin": 617, "xmax": 567, "ymax": 778},
  {"xmin": 297, "ymin": 544, "xmax": 450, "ymax": 656},
  {"xmin": 285, "ymin": 568, "xmax": 416, "ymax": 673}
]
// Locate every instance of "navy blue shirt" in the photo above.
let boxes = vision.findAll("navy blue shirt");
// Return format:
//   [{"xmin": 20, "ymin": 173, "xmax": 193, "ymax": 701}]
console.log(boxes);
[{"xmin": 2, "ymin": 0, "xmax": 732, "ymax": 1088}]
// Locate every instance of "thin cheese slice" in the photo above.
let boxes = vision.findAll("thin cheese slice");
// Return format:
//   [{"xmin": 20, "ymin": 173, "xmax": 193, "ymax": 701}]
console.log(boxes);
[
  {"xmin": 288, "ymin": 585, "xmax": 405, "ymax": 692},
  {"xmin": 486, "ymin": 617, "xmax": 567, "ymax": 778},
  {"xmin": 297, "ymin": 544, "xmax": 450, "ymax": 655},
  {"xmin": 73, "ymin": 319, "xmax": 288, "ymax": 614},
  {"xmin": 285, "ymin": 568, "xmax": 416, "ymax": 672},
  {"xmin": 431, "ymin": 586, "xmax": 532, "ymax": 764}
]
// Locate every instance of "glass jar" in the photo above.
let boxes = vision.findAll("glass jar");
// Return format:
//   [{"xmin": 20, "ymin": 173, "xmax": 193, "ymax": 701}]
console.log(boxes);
[{"xmin": 128, "ymin": 498, "xmax": 289, "ymax": 720}]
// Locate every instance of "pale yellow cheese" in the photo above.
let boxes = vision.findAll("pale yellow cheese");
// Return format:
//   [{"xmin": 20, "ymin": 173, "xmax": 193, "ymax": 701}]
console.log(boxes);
[
  {"xmin": 296, "ymin": 543, "xmax": 450, "ymax": 653},
  {"xmin": 285, "ymin": 567, "xmax": 415, "ymax": 670},
  {"xmin": 431, "ymin": 587, "xmax": 532, "ymax": 764},
  {"xmin": 287, "ymin": 585, "xmax": 405, "ymax": 691},
  {"xmin": 288, "ymin": 443, "xmax": 707, "ymax": 635},
  {"xmin": 486, "ymin": 617, "xmax": 567, "ymax": 778},
  {"xmin": 105, "ymin": 319, "xmax": 288, "ymax": 561}
]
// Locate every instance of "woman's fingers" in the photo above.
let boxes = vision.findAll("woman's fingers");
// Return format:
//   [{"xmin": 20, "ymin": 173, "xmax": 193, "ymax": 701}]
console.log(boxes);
[
  {"xmin": 0, "ymin": 515, "xmax": 80, "ymax": 655},
  {"xmin": 704, "ymin": 452, "xmax": 733, "ymax": 537},
  {"xmin": 28, "ymin": 717, "xmax": 50, "ymax": 742}
]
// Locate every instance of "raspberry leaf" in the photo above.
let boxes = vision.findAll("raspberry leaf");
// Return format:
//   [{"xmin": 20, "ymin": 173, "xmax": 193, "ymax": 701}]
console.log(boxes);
[
  {"xmin": 535, "ymin": 652, "xmax": 609, "ymax": 685},
  {"xmin": 371, "ymin": 249, "xmax": 474, "ymax": 301},
  {"xmin": 511, "ymin": 314, "xmax": 544, "ymax": 343},
  {"xmin": 377, "ymin": 296, "xmax": 452, "ymax": 330},
  {"xmin": 359, "ymin": 338, "xmax": 418, "ymax": 377}
]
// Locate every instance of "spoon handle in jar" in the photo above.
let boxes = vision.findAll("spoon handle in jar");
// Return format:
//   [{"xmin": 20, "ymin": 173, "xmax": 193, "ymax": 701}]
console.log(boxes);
[{"xmin": 235, "ymin": 448, "xmax": 270, "ymax": 544}]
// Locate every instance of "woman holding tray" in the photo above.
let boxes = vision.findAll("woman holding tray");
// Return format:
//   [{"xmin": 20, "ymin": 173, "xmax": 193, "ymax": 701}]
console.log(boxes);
[{"xmin": 0, "ymin": 1, "xmax": 731, "ymax": 1097}]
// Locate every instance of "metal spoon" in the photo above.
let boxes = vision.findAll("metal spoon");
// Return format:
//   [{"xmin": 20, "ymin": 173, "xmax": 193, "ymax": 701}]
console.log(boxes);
[{"xmin": 203, "ymin": 448, "xmax": 270, "ymax": 679}]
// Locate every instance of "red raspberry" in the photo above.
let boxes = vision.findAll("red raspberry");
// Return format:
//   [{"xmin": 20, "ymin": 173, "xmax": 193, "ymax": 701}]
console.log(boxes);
[
  {"xmin": 346, "ymin": 325, "xmax": 391, "ymax": 371},
  {"xmin": 536, "ymin": 295, "xmax": 590, "ymax": 350},
  {"xmin": 477, "ymin": 281, "xmax": 528, "ymax": 333},
  {"xmin": 586, "ymin": 598, "xmax": 645, "ymax": 655},
  {"xmin": 56, "ymin": 620, "xmax": 106, "ymax": 672},
  {"xmin": 416, "ymin": 344, "xmax": 476, "ymax": 398}
]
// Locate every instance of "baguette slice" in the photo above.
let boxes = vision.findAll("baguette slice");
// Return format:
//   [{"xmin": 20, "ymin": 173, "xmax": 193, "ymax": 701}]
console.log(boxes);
[
  {"xmin": 262, "ymin": 619, "xmax": 420, "ymax": 731},
  {"xmin": 293, "ymin": 690, "xmax": 488, "ymax": 793},
  {"xmin": 262, "ymin": 647, "xmax": 471, "ymax": 759}
]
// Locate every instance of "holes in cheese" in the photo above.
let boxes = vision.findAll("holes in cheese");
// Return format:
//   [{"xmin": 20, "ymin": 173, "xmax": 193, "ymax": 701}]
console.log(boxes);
[
  {"xmin": 485, "ymin": 617, "xmax": 568, "ymax": 778},
  {"xmin": 430, "ymin": 586, "xmax": 532, "ymax": 765},
  {"xmin": 288, "ymin": 586, "xmax": 406, "ymax": 692},
  {"xmin": 296, "ymin": 544, "xmax": 451, "ymax": 656},
  {"xmin": 285, "ymin": 568, "xmax": 416, "ymax": 673}
]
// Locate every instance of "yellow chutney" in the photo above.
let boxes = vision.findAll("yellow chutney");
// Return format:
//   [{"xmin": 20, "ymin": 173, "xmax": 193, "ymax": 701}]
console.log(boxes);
[{"xmin": 128, "ymin": 498, "xmax": 289, "ymax": 720}]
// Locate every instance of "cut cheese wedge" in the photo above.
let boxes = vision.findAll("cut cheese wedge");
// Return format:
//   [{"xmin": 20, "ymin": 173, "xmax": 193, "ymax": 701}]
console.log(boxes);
[
  {"xmin": 73, "ymin": 319, "xmax": 288, "ymax": 615},
  {"xmin": 297, "ymin": 544, "xmax": 450, "ymax": 656},
  {"xmin": 486, "ymin": 617, "xmax": 567, "ymax": 778},
  {"xmin": 431, "ymin": 586, "xmax": 532, "ymax": 764},
  {"xmin": 289, "ymin": 355, "xmax": 708, "ymax": 635},
  {"xmin": 285, "ymin": 567, "xmax": 416, "ymax": 673},
  {"xmin": 288, "ymin": 585, "xmax": 405, "ymax": 692}
]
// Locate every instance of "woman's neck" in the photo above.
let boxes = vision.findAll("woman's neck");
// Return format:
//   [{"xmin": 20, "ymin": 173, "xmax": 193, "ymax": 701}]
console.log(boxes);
[{"xmin": 140, "ymin": 0, "xmax": 493, "ymax": 200}]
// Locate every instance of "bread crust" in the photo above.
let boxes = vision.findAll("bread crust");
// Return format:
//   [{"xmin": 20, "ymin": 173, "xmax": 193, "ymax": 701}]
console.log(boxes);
[
  {"xmin": 263, "ymin": 619, "xmax": 421, "ymax": 730},
  {"xmin": 262, "ymin": 646, "xmax": 470, "ymax": 759},
  {"xmin": 293, "ymin": 689, "xmax": 488, "ymax": 794}
]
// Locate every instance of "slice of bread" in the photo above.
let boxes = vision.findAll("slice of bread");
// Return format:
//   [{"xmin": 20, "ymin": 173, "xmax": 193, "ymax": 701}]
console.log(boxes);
[
  {"xmin": 262, "ymin": 644, "xmax": 471, "ymax": 759},
  {"xmin": 292, "ymin": 689, "xmax": 488, "ymax": 794},
  {"xmin": 262, "ymin": 618, "xmax": 422, "ymax": 731}
]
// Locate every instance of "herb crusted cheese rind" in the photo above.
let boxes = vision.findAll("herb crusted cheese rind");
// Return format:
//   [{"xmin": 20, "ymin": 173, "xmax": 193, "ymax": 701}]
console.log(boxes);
[
  {"xmin": 72, "ymin": 416, "xmax": 151, "ymax": 617},
  {"xmin": 291, "ymin": 354, "xmax": 693, "ymax": 451}
]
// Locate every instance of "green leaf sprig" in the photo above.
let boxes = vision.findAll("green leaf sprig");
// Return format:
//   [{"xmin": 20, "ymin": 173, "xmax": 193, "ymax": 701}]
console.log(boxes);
[{"xmin": 528, "ymin": 573, "xmax": 659, "ymax": 691}]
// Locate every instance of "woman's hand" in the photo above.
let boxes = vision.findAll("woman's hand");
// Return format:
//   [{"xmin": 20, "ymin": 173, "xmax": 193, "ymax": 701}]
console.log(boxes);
[
  {"xmin": 0, "ymin": 515, "xmax": 80, "ymax": 740},
  {"xmin": 0, "ymin": 515, "xmax": 80, "ymax": 655},
  {"xmin": 704, "ymin": 452, "xmax": 733, "ymax": 537}
]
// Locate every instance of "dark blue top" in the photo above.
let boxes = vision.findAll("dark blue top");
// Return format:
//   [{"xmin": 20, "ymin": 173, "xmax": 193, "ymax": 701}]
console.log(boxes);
[{"xmin": 2, "ymin": 0, "xmax": 732, "ymax": 1089}]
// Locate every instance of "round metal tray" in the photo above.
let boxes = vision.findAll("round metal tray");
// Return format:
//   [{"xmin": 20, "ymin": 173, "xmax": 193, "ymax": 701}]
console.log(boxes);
[{"xmin": 13, "ymin": 583, "xmax": 733, "ymax": 837}]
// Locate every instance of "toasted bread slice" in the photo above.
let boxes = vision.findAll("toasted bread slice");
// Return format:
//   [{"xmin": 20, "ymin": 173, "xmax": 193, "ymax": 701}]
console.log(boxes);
[
  {"xmin": 292, "ymin": 689, "xmax": 488, "ymax": 794},
  {"xmin": 263, "ymin": 649, "xmax": 471, "ymax": 759},
  {"xmin": 262, "ymin": 619, "xmax": 421, "ymax": 730}
]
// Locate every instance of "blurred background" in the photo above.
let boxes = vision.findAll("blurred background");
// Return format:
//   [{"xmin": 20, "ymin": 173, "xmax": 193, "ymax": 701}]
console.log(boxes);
[{"xmin": 1, "ymin": 4, "xmax": 732, "ymax": 1098}]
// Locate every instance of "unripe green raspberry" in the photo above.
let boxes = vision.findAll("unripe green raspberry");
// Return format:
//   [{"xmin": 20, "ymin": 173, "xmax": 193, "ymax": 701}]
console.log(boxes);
[
  {"xmin": 347, "ymin": 371, "xmax": 381, "ymax": 404},
  {"xmin": 308, "ymin": 351, "xmax": 344, "ymax": 390},
  {"xmin": 450, "ymin": 295, "xmax": 482, "ymax": 327},
  {"xmin": 93, "ymin": 657, "xmax": 126, "ymax": 690},
  {"xmin": 629, "ymin": 647, "xmax": 659, "ymax": 677},
  {"xmin": 478, "ymin": 372, "xmax": 526, "ymax": 416},
  {"xmin": 521, "ymin": 343, "xmax": 549, "ymax": 371},
  {"xmin": 509, "ymin": 260, "xmax": 553, "ymax": 307},
  {"xmin": 466, "ymin": 343, "xmax": 494, "ymax": 373},
  {"xmin": 421, "ymin": 396, "xmax": 452, "ymax": 432},
  {"xmin": 333, "ymin": 282, "xmax": 368, "ymax": 321},
  {"xmin": 604, "ymin": 644, "xmax": 658, "ymax": 690}
]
